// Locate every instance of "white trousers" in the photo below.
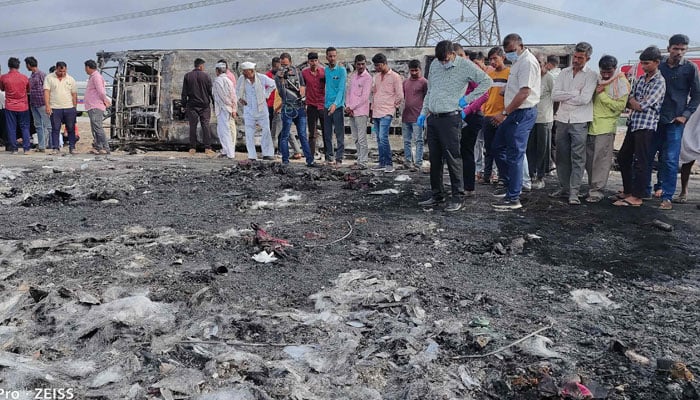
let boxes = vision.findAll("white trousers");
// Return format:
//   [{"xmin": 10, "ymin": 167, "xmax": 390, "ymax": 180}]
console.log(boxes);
[
  {"xmin": 216, "ymin": 111, "xmax": 236, "ymax": 158},
  {"xmin": 243, "ymin": 113, "xmax": 274, "ymax": 159}
]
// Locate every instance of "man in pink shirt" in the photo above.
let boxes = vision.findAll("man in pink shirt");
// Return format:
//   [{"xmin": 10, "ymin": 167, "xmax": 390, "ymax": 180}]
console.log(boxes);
[
  {"xmin": 345, "ymin": 54, "xmax": 372, "ymax": 169},
  {"xmin": 302, "ymin": 52, "xmax": 325, "ymax": 158},
  {"xmin": 0, "ymin": 57, "xmax": 30, "ymax": 154},
  {"xmin": 84, "ymin": 59, "xmax": 112, "ymax": 154},
  {"xmin": 370, "ymin": 53, "xmax": 403, "ymax": 173}
]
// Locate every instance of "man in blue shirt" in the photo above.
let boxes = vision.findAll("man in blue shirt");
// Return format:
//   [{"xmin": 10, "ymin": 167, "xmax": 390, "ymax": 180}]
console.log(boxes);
[
  {"xmin": 323, "ymin": 47, "xmax": 347, "ymax": 166},
  {"xmin": 648, "ymin": 34, "xmax": 700, "ymax": 210}
]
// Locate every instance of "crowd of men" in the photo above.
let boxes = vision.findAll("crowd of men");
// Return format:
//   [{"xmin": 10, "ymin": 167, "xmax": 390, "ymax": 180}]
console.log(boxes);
[
  {"xmin": 3, "ymin": 32, "xmax": 699, "ymax": 212},
  {"xmin": 0, "ymin": 57, "xmax": 110, "ymax": 155}
]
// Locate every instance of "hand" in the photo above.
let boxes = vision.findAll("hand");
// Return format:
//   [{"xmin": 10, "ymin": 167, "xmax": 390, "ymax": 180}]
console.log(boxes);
[
  {"xmin": 329, "ymin": 104, "xmax": 337, "ymax": 115},
  {"xmin": 417, "ymin": 114, "xmax": 426, "ymax": 127},
  {"xmin": 674, "ymin": 116, "xmax": 688, "ymax": 124},
  {"xmin": 458, "ymin": 95, "xmax": 468, "ymax": 108},
  {"xmin": 492, "ymin": 114, "xmax": 506, "ymax": 126},
  {"xmin": 232, "ymin": 111, "xmax": 238, "ymax": 118},
  {"xmin": 46, "ymin": 106, "xmax": 52, "ymax": 115}
]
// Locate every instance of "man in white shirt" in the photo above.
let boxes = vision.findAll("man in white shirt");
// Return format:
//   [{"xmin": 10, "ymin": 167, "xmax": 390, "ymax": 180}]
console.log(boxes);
[
  {"xmin": 213, "ymin": 62, "xmax": 237, "ymax": 159},
  {"xmin": 236, "ymin": 62, "xmax": 276, "ymax": 160},
  {"xmin": 489, "ymin": 33, "xmax": 541, "ymax": 210},
  {"xmin": 549, "ymin": 42, "xmax": 599, "ymax": 205}
]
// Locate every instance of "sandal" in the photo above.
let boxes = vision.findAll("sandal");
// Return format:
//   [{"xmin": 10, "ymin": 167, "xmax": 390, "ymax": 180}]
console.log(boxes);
[
  {"xmin": 613, "ymin": 199, "xmax": 642, "ymax": 207},
  {"xmin": 653, "ymin": 189, "xmax": 663, "ymax": 199},
  {"xmin": 659, "ymin": 200, "xmax": 673, "ymax": 210},
  {"xmin": 608, "ymin": 192, "xmax": 628, "ymax": 201},
  {"xmin": 672, "ymin": 194, "xmax": 687, "ymax": 204},
  {"xmin": 586, "ymin": 195, "xmax": 603, "ymax": 203}
]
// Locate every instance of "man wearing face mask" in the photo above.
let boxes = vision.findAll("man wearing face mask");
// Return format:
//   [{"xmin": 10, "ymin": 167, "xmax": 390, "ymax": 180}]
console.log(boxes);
[
  {"xmin": 489, "ymin": 33, "xmax": 541, "ymax": 210},
  {"xmin": 417, "ymin": 40, "xmax": 492, "ymax": 212},
  {"xmin": 549, "ymin": 42, "xmax": 598, "ymax": 205}
]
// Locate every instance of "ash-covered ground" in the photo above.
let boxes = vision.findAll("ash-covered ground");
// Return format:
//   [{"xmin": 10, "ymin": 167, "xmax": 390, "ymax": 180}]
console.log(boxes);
[{"xmin": 0, "ymin": 144, "xmax": 698, "ymax": 400}]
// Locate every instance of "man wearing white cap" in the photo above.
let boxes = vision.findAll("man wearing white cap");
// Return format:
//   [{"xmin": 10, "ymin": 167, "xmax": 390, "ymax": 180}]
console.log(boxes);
[
  {"xmin": 236, "ymin": 62, "xmax": 277, "ymax": 160},
  {"xmin": 213, "ymin": 62, "xmax": 236, "ymax": 159}
]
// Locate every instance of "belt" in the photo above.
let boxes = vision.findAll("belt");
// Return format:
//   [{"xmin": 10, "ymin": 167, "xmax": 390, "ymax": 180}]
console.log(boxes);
[{"xmin": 432, "ymin": 111, "xmax": 460, "ymax": 118}]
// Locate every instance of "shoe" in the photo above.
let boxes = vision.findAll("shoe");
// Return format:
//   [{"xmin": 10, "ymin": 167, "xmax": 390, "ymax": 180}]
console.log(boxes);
[
  {"xmin": 189, "ymin": 148, "xmax": 196, "ymax": 155},
  {"xmin": 292, "ymin": 153, "xmax": 302, "ymax": 160},
  {"xmin": 549, "ymin": 189, "xmax": 569, "ymax": 198},
  {"xmin": 262, "ymin": 156, "xmax": 275, "ymax": 161},
  {"xmin": 465, "ymin": 190, "xmax": 475, "ymax": 197},
  {"xmin": 532, "ymin": 179, "xmax": 545, "ymax": 190},
  {"xmin": 69, "ymin": 148, "xmax": 76, "ymax": 155},
  {"xmin": 371, "ymin": 165, "xmax": 385, "ymax": 171},
  {"xmin": 335, "ymin": 161, "xmax": 342, "ymax": 167},
  {"xmin": 384, "ymin": 165, "xmax": 395, "ymax": 173},
  {"xmin": 306, "ymin": 162, "xmax": 319, "ymax": 168},
  {"xmin": 99, "ymin": 149, "xmax": 109, "ymax": 155},
  {"xmin": 492, "ymin": 198, "xmax": 522, "ymax": 210},
  {"xmin": 10, "ymin": 150, "xmax": 18, "ymax": 155},
  {"xmin": 445, "ymin": 200, "xmax": 463, "ymax": 212},
  {"xmin": 418, "ymin": 197, "xmax": 446, "ymax": 206},
  {"xmin": 205, "ymin": 149, "xmax": 216, "ymax": 157},
  {"xmin": 37, "ymin": 148, "xmax": 45, "ymax": 153},
  {"xmin": 522, "ymin": 185, "xmax": 532, "ymax": 192},
  {"xmin": 350, "ymin": 163, "xmax": 367, "ymax": 170},
  {"xmin": 493, "ymin": 188, "xmax": 507, "ymax": 198}
]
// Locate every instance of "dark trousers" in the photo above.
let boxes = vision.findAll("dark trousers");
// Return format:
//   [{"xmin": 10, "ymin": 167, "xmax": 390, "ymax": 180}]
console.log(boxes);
[
  {"xmin": 5, "ymin": 109, "xmax": 31, "ymax": 151},
  {"xmin": 50, "ymin": 107, "xmax": 77, "ymax": 150},
  {"xmin": 323, "ymin": 106, "xmax": 344, "ymax": 162},
  {"xmin": 618, "ymin": 128, "xmax": 654, "ymax": 198},
  {"xmin": 307, "ymin": 105, "xmax": 324, "ymax": 156},
  {"xmin": 460, "ymin": 113, "xmax": 483, "ymax": 191},
  {"xmin": 481, "ymin": 119, "xmax": 498, "ymax": 179},
  {"xmin": 0, "ymin": 110, "xmax": 7, "ymax": 150},
  {"xmin": 427, "ymin": 113, "xmax": 464, "ymax": 199},
  {"xmin": 527, "ymin": 122, "xmax": 552, "ymax": 179},
  {"xmin": 187, "ymin": 106, "xmax": 211, "ymax": 149}
]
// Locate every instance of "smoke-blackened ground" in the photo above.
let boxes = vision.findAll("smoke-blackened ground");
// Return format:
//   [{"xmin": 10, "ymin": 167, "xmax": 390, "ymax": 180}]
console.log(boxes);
[{"xmin": 0, "ymin": 146, "xmax": 698, "ymax": 400}]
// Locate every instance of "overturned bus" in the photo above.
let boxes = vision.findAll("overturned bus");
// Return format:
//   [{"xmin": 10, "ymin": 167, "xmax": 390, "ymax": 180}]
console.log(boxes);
[{"xmin": 96, "ymin": 45, "xmax": 575, "ymax": 147}]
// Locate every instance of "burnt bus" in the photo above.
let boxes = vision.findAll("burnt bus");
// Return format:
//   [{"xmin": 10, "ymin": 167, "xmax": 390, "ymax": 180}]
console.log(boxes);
[{"xmin": 96, "ymin": 45, "xmax": 574, "ymax": 147}]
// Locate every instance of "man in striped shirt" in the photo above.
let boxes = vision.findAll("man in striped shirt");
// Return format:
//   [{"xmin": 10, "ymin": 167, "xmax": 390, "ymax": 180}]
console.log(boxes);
[{"xmin": 25, "ymin": 57, "xmax": 50, "ymax": 152}]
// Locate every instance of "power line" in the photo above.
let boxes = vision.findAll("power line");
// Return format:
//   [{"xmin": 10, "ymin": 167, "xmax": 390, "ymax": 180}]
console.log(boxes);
[
  {"xmin": 0, "ymin": 0, "xmax": 239, "ymax": 38},
  {"xmin": 0, "ymin": 0, "xmax": 372, "ymax": 55},
  {"xmin": 379, "ymin": 0, "xmax": 420, "ymax": 19},
  {"xmin": 0, "ymin": 0, "xmax": 37, "ymax": 6},
  {"xmin": 501, "ymin": 0, "xmax": 699, "ymax": 45},
  {"xmin": 660, "ymin": 0, "xmax": 700, "ymax": 8}
]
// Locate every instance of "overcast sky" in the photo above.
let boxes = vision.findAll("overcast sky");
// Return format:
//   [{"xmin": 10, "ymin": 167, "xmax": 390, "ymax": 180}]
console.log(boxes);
[{"xmin": 0, "ymin": 0, "xmax": 697, "ymax": 80}]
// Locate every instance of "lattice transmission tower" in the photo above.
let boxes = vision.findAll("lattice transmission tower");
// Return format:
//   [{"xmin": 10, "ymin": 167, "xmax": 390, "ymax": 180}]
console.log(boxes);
[{"xmin": 415, "ymin": 0, "xmax": 500, "ymax": 47}]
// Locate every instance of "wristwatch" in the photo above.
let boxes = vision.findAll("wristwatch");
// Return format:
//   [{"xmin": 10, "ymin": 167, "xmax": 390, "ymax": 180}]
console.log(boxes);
[{"xmin": 501, "ymin": 110, "xmax": 508, "ymax": 116}]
